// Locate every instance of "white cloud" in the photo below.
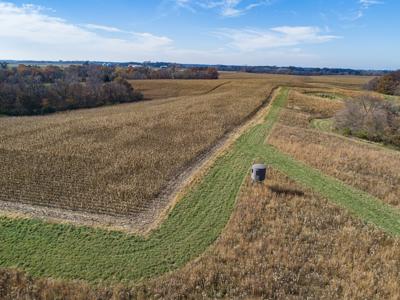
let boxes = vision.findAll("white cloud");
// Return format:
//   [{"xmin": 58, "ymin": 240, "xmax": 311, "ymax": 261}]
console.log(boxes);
[
  {"xmin": 84, "ymin": 24, "xmax": 123, "ymax": 33},
  {"xmin": 359, "ymin": 0, "xmax": 383, "ymax": 9},
  {"xmin": 0, "ymin": 2, "xmax": 173, "ymax": 61},
  {"xmin": 346, "ymin": 0, "xmax": 384, "ymax": 20},
  {"xmin": 178, "ymin": 0, "xmax": 272, "ymax": 17},
  {"xmin": 216, "ymin": 26, "xmax": 339, "ymax": 51},
  {"xmin": 175, "ymin": 0, "xmax": 191, "ymax": 6}
]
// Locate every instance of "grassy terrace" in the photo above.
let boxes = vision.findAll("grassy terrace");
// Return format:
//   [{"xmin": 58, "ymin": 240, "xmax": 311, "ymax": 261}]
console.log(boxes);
[{"xmin": 1, "ymin": 87, "xmax": 399, "ymax": 285}]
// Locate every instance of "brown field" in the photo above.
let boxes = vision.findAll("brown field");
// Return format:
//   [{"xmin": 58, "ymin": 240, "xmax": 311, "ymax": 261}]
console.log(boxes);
[
  {"xmin": 132, "ymin": 79, "xmax": 231, "ymax": 99},
  {"xmin": 1, "ymin": 73, "xmax": 370, "ymax": 220},
  {"xmin": 269, "ymin": 89, "xmax": 400, "ymax": 208},
  {"xmin": 219, "ymin": 72, "xmax": 373, "ymax": 89},
  {"xmin": 0, "ymin": 76, "xmax": 279, "ymax": 218},
  {"xmin": 1, "ymin": 170, "xmax": 399, "ymax": 299}
]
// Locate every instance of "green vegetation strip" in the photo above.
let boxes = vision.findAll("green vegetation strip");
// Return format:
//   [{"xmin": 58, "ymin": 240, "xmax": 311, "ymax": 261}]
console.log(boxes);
[{"xmin": 0, "ymin": 87, "xmax": 398, "ymax": 285}]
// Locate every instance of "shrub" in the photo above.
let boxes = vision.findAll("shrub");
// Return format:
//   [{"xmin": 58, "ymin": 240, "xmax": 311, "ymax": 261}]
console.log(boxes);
[
  {"xmin": 334, "ymin": 95, "xmax": 400, "ymax": 147},
  {"xmin": 364, "ymin": 70, "xmax": 400, "ymax": 95}
]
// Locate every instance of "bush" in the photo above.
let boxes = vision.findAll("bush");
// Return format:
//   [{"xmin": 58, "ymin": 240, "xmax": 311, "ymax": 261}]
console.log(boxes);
[
  {"xmin": 364, "ymin": 70, "xmax": 400, "ymax": 95},
  {"xmin": 342, "ymin": 127, "xmax": 352, "ymax": 136},
  {"xmin": 334, "ymin": 95, "xmax": 400, "ymax": 147}
]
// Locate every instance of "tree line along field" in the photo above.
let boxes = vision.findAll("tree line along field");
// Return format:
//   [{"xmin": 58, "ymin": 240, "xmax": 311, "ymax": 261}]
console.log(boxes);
[{"xmin": 0, "ymin": 78, "xmax": 399, "ymax": 299}]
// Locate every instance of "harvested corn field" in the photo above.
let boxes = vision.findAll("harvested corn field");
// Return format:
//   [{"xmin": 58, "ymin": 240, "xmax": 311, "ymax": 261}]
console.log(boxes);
[{"xmin": 0, "ymin": 77, "xmax": 275, "ymax": 218}]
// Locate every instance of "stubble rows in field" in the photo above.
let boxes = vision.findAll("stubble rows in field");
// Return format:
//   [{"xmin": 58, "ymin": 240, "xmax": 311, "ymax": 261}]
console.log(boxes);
[{"xmin": 0, "ymin": 78, "xmax": 273, "ymax": 217}]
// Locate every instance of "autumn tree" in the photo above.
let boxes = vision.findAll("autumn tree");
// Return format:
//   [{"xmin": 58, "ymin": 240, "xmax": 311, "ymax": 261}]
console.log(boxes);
[
  {"xmin": 364, "ymin": 70, "xmax": 400, "ymax": 95},
  {"xmin": 0, "ymin": 64, "xmax": 143, "ymax": 116}
]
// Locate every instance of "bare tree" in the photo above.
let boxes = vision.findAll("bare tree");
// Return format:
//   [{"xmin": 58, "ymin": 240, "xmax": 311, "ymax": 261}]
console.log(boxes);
[{"xmin": 334, "ymin": 94, "xmax": 400, "ymax": 146}]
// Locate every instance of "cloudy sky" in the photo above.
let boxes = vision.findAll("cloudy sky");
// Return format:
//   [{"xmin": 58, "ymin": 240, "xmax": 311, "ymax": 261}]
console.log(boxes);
[{"xmin": 0, "ymin": 0, "xmax": 398, "ymax": 69}]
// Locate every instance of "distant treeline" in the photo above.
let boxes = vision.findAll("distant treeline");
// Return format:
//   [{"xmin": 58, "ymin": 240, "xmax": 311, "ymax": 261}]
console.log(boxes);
[
  {"xmin": 0, "ymin": 63, "xmax": 143, "ymax": 116},
  {"xmin": 364, "ymin": 70, "xmax": 400, "ymax": 95},
  {"xmin": 4, "ymin": 60, "xmax": 389, "ymax": 76},
  {"xmin": 136, "ymin": 63, "xmax": 388, "ymax": 76},
  {"xmin": 218, "ymin": 65, "xmax": 388, "ymax": 76},
  {"xmin": 123, "ymin": 63, "xmax": 388, "ymax": 76},
  {"xmin": 117, "ymin": 66, "xmax": 219, "ymax": 80}
]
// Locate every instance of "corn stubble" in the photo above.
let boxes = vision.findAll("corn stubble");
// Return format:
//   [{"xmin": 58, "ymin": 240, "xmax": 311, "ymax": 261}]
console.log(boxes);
[{"xmin": 0, "ymin": 79, "xmax": 275, "ymax": 216}]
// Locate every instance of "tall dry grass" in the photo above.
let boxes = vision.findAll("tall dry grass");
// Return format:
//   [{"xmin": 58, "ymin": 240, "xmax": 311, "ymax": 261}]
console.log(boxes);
[
  {"xmin": 269, "ymin": 124, "xmax": 400, "ymax": 208},
  {"xmin": 268, "ymin": 89, "xmax": 400, "ymax": 208},
  {"xmin": 287, "ymin": 89, "xmax": 344, "ymax": 117},
  {"xmin": 1, "ymin": 170, "xmax": 398, "ymax": 299}
]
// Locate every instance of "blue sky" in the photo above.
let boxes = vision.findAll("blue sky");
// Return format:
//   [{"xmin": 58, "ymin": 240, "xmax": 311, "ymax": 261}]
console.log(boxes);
[{"xmin": 0, "ymin": 0, "xmax": 398, "ymax": 69}]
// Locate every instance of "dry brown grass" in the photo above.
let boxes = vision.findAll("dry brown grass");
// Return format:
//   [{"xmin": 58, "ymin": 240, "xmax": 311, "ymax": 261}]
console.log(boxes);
[
  {"xmin": 269, "ymin": 124, "xmax": 400, "ymax": 208},
  {"xmin": 220, "ymin": 72, "xmax": 372, "ymax": 89},
  {"xmin": 268, "ymin": 90, "xmax": 400, "ymax": 208},
  {"xmin": 1, "ymin": 170, "xmax": 399, "ymax": 299},
  {"xmin": 299, "ymin": 75, "xmax": 373, "ymax": 89},
  {"xmin": 0, "ymin": 78, "xmax": 275, "ymax": 216},
  {"xmin": 287, "ymin": 89, "xmax": 344, "ymax": 117}
]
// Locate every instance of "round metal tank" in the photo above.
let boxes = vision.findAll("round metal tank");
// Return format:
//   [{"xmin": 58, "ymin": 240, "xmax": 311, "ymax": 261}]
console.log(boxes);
[{"xmin": 251, "ymin": 164, "xmax": 267, "ymax": 182}]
